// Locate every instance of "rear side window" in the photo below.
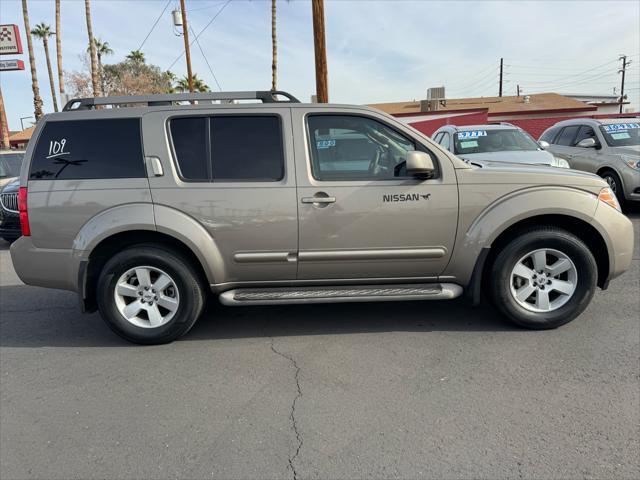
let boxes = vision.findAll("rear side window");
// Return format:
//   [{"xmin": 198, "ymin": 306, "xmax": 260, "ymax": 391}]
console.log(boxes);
[
  {"xmin": 540, "ymin": 126, "xmax": 560, "ymax": 143},
  {"xmin": 30, "ymin": 119, "xmax": 145, "ymax": 180},
  {"xmin": 555, "ymin": 126, "xmax": 580, "ymax": 146},
  {"xmin": 170, "ymin": 115, "xmax": 284, "ymax": 182}
]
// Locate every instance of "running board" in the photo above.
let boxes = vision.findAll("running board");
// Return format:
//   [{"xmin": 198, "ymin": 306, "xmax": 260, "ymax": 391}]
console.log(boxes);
[{"xmin": 219, "ymin": 283, "xmax": 463, "ymax": 306}]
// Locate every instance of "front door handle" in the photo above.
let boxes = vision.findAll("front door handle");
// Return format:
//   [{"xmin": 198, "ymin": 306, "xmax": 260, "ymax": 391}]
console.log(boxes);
[{"xmin": 301, "ymin": 193, "xmax": 336, "ymax": 204}]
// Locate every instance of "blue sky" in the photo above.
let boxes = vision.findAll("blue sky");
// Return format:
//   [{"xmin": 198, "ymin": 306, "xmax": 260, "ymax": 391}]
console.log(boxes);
[{"xmin": 1, "ymin": 0, "xmax": 639, "ymax": 131}]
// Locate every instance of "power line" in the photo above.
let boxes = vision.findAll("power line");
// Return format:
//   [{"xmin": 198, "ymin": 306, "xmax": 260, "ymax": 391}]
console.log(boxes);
[
  {"xmin": 138, "ymin": 0, "xmax": 172, "ymax": 52},
  {"xmin": 167, "ymin": 0, "xmax": 233, "ymax": 70},
  {"xmin": 190, "ymin": 25, "xmax": 222, "ymax": 91}
]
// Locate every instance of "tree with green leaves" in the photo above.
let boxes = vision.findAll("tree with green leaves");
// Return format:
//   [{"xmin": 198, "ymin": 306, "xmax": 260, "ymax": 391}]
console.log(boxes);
[
  {"xmin": 176, "ymin": 74, "xmax": 209, "ymax": 93},
  {"xmin": 31, "ymin": 22, "xmax": 59, "ymax": 112}
]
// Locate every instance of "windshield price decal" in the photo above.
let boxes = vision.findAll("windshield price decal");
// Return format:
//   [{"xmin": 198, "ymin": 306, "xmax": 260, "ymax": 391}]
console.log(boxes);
[
  {"xmin": 458, "ymin": 130, "xmax": 487, "ymax": 139},
  {"xmin": 603, "ymin": 123, "xmax": 640, "ymax": 132},
  {"xmin": 317, "ymin": 139, "xmax": 336, "ymax": 149}
]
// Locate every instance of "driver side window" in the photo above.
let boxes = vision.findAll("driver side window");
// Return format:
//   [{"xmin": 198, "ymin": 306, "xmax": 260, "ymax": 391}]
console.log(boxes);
[{"xmin": 307, "ymin": 115, "xmax": 416, "ymax": 181}]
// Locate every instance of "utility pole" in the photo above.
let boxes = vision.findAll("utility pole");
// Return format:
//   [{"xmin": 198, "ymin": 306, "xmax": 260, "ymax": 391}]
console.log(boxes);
[
  {"xmin": 312, "ymin": 0, "xmax": 328, "ymax": 103},
  {"xmin": 618, "ymin": 55, "xmax": 630, "ymax": 114},
  {"xmin": 179, "ymin": 0, "xmax": 194, "ymax": 93},
  {"xmin": 517, "ymin": 84, "xmax": 520, "ymax": 97},
  {"xmin": 499, "ymin": 57, "xmax": 503, "ymax": 97}
]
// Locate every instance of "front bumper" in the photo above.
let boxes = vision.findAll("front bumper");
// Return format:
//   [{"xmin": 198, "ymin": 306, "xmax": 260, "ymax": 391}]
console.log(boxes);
[
  {"xmin": 0, "ymin": 209, "xmax": 21, "ymax": 240},
  {"xmin": 620, "ymin": 167, "xmax": 640, "ymax": 202},
  {"xmin": 592, "ymin": 201, "xmax": 635, "ymax": 283}
]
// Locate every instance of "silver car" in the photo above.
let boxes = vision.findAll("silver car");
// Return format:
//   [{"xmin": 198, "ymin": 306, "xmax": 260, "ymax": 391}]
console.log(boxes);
[
  {"xmin": 432, "ymin": 124, "xmax": 570, "ymax": 168},
  {"xmin": 9, "ymin": 91, "xmax": 634, "ymax": 344},
  {"xmin": 539, "ymin": 118, "xmax": 640, "ymax": 203}
]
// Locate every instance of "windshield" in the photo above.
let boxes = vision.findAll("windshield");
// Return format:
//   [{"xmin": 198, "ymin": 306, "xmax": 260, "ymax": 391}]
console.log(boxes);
[
  {"xmin": 453, "ymin": 129, "xmax": 540, "ymax": 155},
  {"xmin": 0, "ymin": 152, "xmax": 24, "ymax": 178},
  {"xmin": 599, "ymin": 123, "xmax": 640, "ymax": 147}
]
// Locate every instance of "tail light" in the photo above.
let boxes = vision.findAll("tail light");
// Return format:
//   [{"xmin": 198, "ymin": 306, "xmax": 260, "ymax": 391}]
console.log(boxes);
[{"xmin": 18, "ymin": 187, "xmax": 30, "ymax": 236}]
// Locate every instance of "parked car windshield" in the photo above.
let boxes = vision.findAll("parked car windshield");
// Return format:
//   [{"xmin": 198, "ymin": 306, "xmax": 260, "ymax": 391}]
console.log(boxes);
[
  {"xmin": 0, "ymin": 152, "xmax": 25, "ymax": 179},
  {"xmin": 453, "ymin": 129, "xmax": 540, "ymax": 155},
  {"xmin": 598, "ymin": 123, "xmax": 640, "ymax": 147}
]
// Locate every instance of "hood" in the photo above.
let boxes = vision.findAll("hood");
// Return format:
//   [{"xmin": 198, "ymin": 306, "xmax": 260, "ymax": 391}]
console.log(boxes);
[
  {"xmin": 459, "ymin": 162, "xmax": 606, "ymax": 191},
  {"xmin": 610, "ymin": 145, "xmax": 640, "ymax": 156},
  {"xmin": 459, "ymin": 150, "xmax": 555, "ymax": 165},
  {"xmin": 0, "ymin": 177, "xmax": 19, "ymax": 194}
]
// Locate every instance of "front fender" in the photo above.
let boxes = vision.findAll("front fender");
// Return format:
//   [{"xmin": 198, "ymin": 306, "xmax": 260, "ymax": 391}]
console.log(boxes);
[{"xmin": 444, "ymin": 186, "xmax": 600, "ymax": 284}]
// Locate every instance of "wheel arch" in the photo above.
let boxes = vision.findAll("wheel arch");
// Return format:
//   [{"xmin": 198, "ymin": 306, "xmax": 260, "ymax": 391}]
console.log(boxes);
[
  {"xmin": 81, "ymin": 230, "xmax": 211, "ymax": 313},
  {"xmin": 483, "ymin": 214, "xmax": 609, "ymax": 289}
]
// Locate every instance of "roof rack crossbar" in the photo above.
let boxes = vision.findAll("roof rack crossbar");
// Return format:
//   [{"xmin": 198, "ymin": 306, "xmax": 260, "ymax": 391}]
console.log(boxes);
[{"xmin": 62, "ymin": 90, "xmax": 300, "ymax": 111}]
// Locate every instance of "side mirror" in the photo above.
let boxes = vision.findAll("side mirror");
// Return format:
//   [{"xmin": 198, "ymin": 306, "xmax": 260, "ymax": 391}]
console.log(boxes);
[
  {"xmin": 576, "ymin": 137, "xmax": 597, "ymax": 148},
  {"xmin": 406, "ymin": 151, "xmax": 435, "ymax": 178},
  {"xmin": 538, "ymin": 140, "xmax": 550, "ymax": 149}
]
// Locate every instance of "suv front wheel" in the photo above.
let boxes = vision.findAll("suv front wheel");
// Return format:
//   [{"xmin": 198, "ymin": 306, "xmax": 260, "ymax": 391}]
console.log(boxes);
[
  {"xmin": 489, "ymin": 227, "xmax": 597, "ymax": 329},
  {"xmin": 96, "ymin": 246, "xmax": 206, "ymax": 344}
]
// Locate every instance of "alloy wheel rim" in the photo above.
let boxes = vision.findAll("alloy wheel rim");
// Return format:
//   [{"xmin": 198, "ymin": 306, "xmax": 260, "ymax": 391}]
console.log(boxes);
[
  {"xmin": 605, "ymin": 175, "xmax": 617, "ymax": 193},
  {"xmin": 114, "ymin": 266, "xmax": 180, "ymax": 328},
  {"xmin": 509, "ymin": 248, "xmax": 577, "ymax": 313}
]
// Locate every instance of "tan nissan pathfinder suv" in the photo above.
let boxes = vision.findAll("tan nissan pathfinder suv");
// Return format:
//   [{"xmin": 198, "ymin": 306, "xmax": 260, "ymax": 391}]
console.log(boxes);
[{"xmin": 10, "ymin": 91, "xmax": 634, "ymax": 344}]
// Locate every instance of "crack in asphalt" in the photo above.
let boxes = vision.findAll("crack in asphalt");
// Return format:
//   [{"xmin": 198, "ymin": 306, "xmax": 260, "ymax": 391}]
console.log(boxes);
[{"xmin": 270, "ymin": 339, "xmax": 303, "ymax": 480}]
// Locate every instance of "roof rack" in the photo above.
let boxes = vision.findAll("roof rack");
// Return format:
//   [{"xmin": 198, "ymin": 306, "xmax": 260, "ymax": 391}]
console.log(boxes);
[{"xmin": 62, "ymin": 90, "xmax": 301, "ymax": 111}]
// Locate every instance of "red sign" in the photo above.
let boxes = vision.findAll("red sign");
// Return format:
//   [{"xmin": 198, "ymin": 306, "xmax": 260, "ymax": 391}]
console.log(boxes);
[
  {"xmin": 0, "ymin": 24, "xmax": 23, "ymax": 55},
  {"xmin": 0, "ymin": 59, "xmax": 25, "ymax": 71}
]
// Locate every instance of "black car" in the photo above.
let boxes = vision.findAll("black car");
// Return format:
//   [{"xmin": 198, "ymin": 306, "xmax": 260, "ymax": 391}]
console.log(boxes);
[{"xmin": 0, "ymin": 178, "xmax": 20, "ymax": 242}]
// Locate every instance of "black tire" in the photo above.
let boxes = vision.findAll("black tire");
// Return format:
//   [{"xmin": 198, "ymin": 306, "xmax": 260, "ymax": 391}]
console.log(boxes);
[
  {"xmin": 599, "ymin": 170, "xmax": 625, "ymax": 204},
  {"xmin": 489, "ymin": 227, "xmax": 597, "ymax": 330},
  {"xmin": 96, "ymin": 245, "xmax": 206, "ymax": 344}
]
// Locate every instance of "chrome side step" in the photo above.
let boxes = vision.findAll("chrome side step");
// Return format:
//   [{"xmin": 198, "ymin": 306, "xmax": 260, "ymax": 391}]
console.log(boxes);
[{"xmin": 219, "ymin": 283, "xmax": 463, "ymax": 306}]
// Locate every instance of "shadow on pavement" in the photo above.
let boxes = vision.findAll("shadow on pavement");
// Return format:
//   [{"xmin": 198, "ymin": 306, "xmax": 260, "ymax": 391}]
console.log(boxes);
[{"xmin": 0, "ymin": 283, "xmax": 519, "ymax": 348}]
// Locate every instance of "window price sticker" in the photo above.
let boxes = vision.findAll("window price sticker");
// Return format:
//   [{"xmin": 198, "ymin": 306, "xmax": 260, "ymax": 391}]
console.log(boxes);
[
  {"xmin": 458, "ymin": 130, "xmax": 487, "ymax": 139},
  {"xmin": 603, "ymin": 123, "xmax": 640, "ymax": 132}
]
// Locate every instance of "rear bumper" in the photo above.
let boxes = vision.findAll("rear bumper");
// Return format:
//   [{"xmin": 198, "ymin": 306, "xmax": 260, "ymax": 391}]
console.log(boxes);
[
  {"xmin": 10, "ymin": 236, "xmax": 80, "ymax": 292},
  {"xmin": 592, "ymin": 202, "xmax": 635, "ymax": 283}
]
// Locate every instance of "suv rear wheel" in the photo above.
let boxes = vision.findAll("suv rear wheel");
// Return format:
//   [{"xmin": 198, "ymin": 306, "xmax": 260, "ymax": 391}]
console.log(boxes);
[
  {"xmin": 96, "ymin": 246, "xmax": 206, "ymax": 344},
  {"xmin": 489, "ymin": 227, "xmax": 597, "ymax": 329}
]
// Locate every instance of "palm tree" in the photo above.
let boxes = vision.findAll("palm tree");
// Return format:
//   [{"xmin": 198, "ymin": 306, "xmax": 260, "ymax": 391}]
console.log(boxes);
[
  {"xmin": 88, "ymin": 38, "xmax": 113, "ymax": 94},
  {"xmin": 55, "ymin": 0, "xmax": 65, "ymax": 106},
  {"xmin": 271, "ymin": 0, "xmax": 277, "ymax": 91},
  {"xmin": 176, "ymin": 74, "xmax": 209, "ymax": 93},
  {"xmin": 84, "ymin": 0, "xmax": 101, "ymax": 96},
  {"xmin": 126, "ymin": 50, "xmax": 145, "ymax": 64},
  {"xmin": 31, "ymin": 23, "xmax": 59, "ymax": 112},
  {"xmin": 164, "ymin": 71, "xmax": 177, "ymax": 93},
  {"xmin": 21, "ymin": 0, "xmax": 43, "ymax": 119}
]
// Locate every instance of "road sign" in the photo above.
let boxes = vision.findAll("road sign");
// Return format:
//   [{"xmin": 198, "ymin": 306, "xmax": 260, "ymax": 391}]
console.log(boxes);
[
  {"xmin": 0, "ymin": 25, "xmax": 23, "ymax": 55},
  {"xmin": 0, "ymin": 59, "xmax": 25, "ymax": 71}
]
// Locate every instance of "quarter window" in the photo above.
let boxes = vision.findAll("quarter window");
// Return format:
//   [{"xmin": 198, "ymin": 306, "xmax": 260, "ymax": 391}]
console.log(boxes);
[
  {"xmin": 307, "ymin": 115, "xmax": 418, "ymax": 180},
  {"xmin": 30, "ymin": 119, "xmax": 145, "ymax": 180},
  {"xmin": 170, "ymin": 115, "xmax": 285, "ymax": 182},
  {"xmin": 440, "ymin": 132, "xmax": 451, "ymax": 150}
]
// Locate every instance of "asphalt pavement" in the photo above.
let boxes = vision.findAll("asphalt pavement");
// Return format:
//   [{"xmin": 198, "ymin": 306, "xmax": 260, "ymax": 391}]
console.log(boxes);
[{"xmin": 1, "ymin": 212, "xmax": 638, "ymax": 479}]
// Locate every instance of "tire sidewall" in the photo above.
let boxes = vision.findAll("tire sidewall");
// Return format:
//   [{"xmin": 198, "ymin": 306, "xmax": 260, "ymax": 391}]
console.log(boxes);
[
  {"xmin": 491, "ymin": 231, "xmax": 597, "ymax": 329},
  {"xmin": 97, "ymin": 247, "xmax": 203, "ymax": 344}
]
